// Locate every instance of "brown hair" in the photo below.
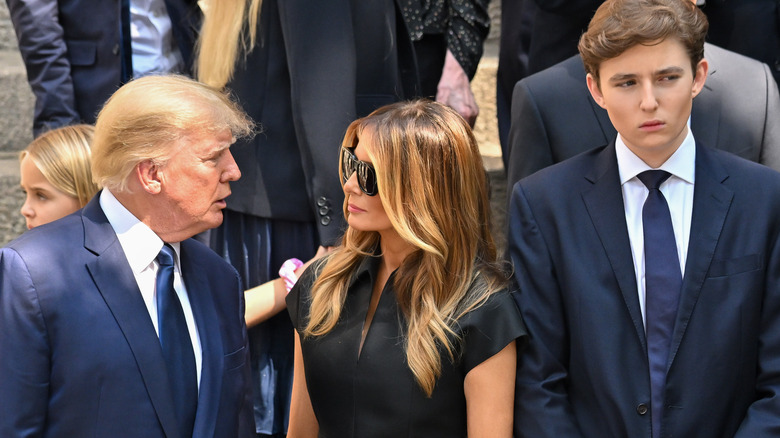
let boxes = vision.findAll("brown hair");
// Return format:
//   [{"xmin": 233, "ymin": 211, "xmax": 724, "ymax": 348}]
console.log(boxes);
[
  {"xmin": 305, "ymin": 100, "xmax": 506, "ymax": 396},
  {"xmin": 578, "ymin": 0, "xmax": 708, "ymax": 83}
]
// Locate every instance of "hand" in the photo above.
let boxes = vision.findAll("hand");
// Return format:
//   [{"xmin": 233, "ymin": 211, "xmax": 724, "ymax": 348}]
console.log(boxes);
[{"xmin": 436, "ymin": 50, "xmax": 479, "ymax": 127}]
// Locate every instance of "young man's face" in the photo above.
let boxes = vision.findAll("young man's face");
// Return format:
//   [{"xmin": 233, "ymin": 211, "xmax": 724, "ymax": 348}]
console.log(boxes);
[{"xmin": 586, "ymin": 38, "xmax": 708, "ymax": 167}]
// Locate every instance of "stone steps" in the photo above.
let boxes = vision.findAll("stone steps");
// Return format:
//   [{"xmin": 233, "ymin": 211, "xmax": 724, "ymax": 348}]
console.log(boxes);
[{"xmin": 0, "ymin": 49, "xmax": 34, "ymax": 153}]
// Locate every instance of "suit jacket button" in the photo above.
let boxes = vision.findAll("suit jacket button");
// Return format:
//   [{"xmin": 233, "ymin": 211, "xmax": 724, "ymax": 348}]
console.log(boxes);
[
  {"xmin": 317, "ymin": 197, "xmax": 328, "ymax": 207},
  {"xmin": 636, "ymin": 403, "xmax": 648, "ymax": 415},
  {"xmin": 319, "ymin": 206, "xmax": 330, "ymax": 216},
  {"xmin": 320, "ymin": 216, "xmax": 331, "ymax": 226},
  {"xmin": 112, "ymin": 43, "xmax": 120, "ymax": 55}
]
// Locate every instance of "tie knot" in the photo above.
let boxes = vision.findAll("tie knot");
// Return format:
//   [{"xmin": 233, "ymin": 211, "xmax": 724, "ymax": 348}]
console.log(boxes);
[
  {"xmin": 638, "ymin": 170, "xmax": 672, "ymax": 190},
  {"xmin": 156, "ymin": 244, "xmax": 175, "ymax": 267}
]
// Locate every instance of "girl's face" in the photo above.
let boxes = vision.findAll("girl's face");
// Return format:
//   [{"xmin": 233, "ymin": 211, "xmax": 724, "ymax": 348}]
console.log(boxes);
[{"xmin": 20, "ymin": 155, "xmax": 81, "ymax": 229}]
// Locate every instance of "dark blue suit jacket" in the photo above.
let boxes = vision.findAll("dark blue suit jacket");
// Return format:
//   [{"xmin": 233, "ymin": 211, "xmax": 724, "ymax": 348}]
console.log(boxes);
[
  {"xmin": 0, "ymin": 196, "xmax": 254, "ymax": 437},
  {"xmin": 6, "ymin": 0, "xmax": 200, "ymax": 136},
  {"xmin": 509, "ymin": 143, "xmax": 780, "ymax": 437}
]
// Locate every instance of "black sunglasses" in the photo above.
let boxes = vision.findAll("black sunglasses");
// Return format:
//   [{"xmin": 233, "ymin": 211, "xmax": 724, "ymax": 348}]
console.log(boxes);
[{"xmin": 340, "ymin": 147, "xmax": 378, "ymax": 196}]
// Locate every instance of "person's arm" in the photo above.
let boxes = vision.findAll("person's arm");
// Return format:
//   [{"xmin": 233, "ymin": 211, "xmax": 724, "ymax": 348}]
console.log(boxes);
[
  {"xmin": 436, "ymin": 50, "xmax": 479, "ymax": 126},
  {"xmin": 0, "ymin": 249, "xmax": 50, "ymax": 437},
  {"xmin": 436, "ymin": 0, "xmax": 490, "ymax": 126},
  {"xmin": 758, "ymin": 62, "xmax": 780, "ymax": 172},
  {"xmin": 505, "ymin": 78, "xmax": 555, "ymax": 197},
  {"xmin": 243, "ymin": 278, "xmax": 288, "ymax": 328},
  {"xmin": 6, "ymin": 0, "xmax": 81, "ymax": 135},
  {"xmin": 508, "ymin": 185, "xmax": 585, "ymax": 438},
  {"xmin": 464, "ymin": 341, "xmax": 516, "ymax": 438},
  {"xmin": 244, "ymin": 246, "xmax": 330, "ymax": 327},
  {"xmin": 286, "ymin": 332, "xmax": 319, "ymax": 438}
]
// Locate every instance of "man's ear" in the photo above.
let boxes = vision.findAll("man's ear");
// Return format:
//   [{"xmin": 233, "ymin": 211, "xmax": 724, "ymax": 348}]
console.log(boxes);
[
  {"xmin": 691, "ymin": 58, "xmax": 709, "ymax": 99},
  {"xmin": 135, "ymin": 160, "xmax": 163, "ymax": 194},
  {"xmin": 586, "ymin": 73, "xmax": 607, "ymax": 109}
]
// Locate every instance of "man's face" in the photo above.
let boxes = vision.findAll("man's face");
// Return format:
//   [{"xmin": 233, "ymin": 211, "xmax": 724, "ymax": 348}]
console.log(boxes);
[
  {"xmin": 156, "ymin": 129, "xmax": 241, "ymax": 238},
  {"xmin": 586, "ymin": 38, "xmax": 708, "ymax": 167}
]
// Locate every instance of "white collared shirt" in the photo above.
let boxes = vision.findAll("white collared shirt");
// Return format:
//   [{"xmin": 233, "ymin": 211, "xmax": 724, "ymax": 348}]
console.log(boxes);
[
  {"xmin": 130, "ymin": 0, "xmax": 184, "ymax": 77},
  {"xmin": 99, "ymin": 189, "xmax": 202, "ymax": 387},
  {"xmin": 616, "ymin": 128, "xmax": 696, "ymax": 326}
]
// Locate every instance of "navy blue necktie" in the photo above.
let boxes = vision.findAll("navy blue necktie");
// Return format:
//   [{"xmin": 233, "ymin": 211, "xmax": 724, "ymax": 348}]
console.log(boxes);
[
  {"xmin": 638, "ymin": 170, "xmax": 682, "ymax": 438},
  {"xmin": 156, "ymin": 244, "xmax": 197, "ymax": 437}
]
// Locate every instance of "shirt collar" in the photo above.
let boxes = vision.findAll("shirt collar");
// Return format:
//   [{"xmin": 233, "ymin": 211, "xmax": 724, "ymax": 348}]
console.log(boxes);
[
  {"xmin": 99, "ymin": 189, "xmax": 181, "ymax": 273},
  {"xmin": 616, "ymin": 126, "xmax": 696, "ymax": 186}
]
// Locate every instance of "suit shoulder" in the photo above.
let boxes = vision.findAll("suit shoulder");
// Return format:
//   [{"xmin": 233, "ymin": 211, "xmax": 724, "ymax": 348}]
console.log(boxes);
[
  {"xmin": 4, "ymin": 214, "xmax": 85, "ymax": 258},
  {"xmin": 517, "ymin": 146, "xmax": 606, "ymax": 193},
  {"xmin": 516, "ymin": 55, "xmax": 586, "ymax": 99},
  {"xmin": 705, "ymin": 146, "xmax": 780, "ymax": 188}
]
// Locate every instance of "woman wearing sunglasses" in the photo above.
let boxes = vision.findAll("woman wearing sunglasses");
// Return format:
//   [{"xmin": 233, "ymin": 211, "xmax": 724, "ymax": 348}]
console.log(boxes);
[{"xmin": 286, "ymin": 100, "xmax": 527, "ymax": 437}]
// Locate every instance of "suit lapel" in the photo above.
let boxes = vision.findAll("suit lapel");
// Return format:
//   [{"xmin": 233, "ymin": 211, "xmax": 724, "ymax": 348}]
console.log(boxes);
[
  {"xmin": 180, "ymin": 240, "xmax": 224, "ymax": 437},
  {"xmin": 581, "ymin": 145, "xmax": 648, "ymax": 349},
  {"xmin": 82, "ymin": 196, "xmax": 181, "ymax": 438},
  {"xmin": 668, "ymin": 144, "xmax": 733, "ymax": 368}
]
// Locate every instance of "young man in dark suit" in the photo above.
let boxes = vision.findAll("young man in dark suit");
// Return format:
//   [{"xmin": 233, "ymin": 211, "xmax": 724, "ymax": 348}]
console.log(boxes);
[
  {"xmin": 0, "ymin": 75, "xmax": 255, "ymax": 437},
  {"xmin": 504, "ymin": 44, "xmax": 780, "ymax": 191},
  {"xmin": 510, "ymin": 0, "xmax": 780, "ymax": 437}
]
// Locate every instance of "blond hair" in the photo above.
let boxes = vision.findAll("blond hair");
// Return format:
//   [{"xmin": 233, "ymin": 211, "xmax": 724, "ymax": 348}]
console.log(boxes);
[
  {"xmin": 91, "ymin": 75, "xmax": 254, "ymax": 192},
  {"xmin": 196, "ymin": 0, "xmax": 263, "ymax": 89},
  {"xmin": 305, "ymin": 100, "xmax": 506, "ymax": 396},
  {"xmin": 20, "ymin": 124, "xmax": 99, "ymax": 207}
]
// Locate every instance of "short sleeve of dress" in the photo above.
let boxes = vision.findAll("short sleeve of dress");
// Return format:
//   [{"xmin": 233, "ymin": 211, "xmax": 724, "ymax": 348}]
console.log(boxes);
[
  {"xmin": 459, "ymin": 289, "xmax": 528, "ymax": 374},
  {"xmin": 286, "ymin": 258, "xmax": 326, "ymax": 332}
]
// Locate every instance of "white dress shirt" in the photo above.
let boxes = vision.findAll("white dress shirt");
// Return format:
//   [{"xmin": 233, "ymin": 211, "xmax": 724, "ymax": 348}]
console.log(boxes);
[
  {"xmin": 99, "ymin": 189, "xmax": 202, "ymax": 387},
  {"xmin": 130, "ymin": 0, "xmax": 185, "ymax": 77},
  {"xmin": 616, "ymin": 128, "xmax": 696, "ymax": 326}
]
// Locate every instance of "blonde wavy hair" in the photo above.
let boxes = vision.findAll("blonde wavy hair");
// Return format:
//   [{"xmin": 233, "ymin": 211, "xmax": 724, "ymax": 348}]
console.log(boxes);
[
  {"xmin": 20, "ymin": 124, "xmax": 99, "ymax": 207},
  {"xmin": 196, "ymin": 0, "xmax": 263, "ymax": 89},
  {"xmin": 91, "ymin": 75, "xmax": 254, "ymax": 192},
  {"xmin": 305, "ymin": 100, "xmax": 506, "ymax": 396}
]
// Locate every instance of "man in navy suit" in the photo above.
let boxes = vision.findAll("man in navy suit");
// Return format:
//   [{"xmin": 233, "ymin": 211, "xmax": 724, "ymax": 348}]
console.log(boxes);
[
  {"xmin": 6, "ymin": 0, "xmax": 200, "ymax": 136},
  {"xmin": 509, "ymin": 0, "xmax": 780, "ymax": 437},
  {"xmin": 0, "ymin": 75, "xmax": 255, "ymax": 437}
]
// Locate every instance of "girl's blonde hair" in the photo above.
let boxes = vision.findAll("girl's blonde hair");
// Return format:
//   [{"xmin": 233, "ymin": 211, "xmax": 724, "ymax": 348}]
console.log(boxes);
[
  {"xmin": 305, "ymin": 100, "xmax": 506, "ymax": 396},
  {"xmin": 196, "ymin": 0, "xmax": 263, "ymax": 89},
  {"xmin": 20, "ymin": 124, "xmax": 99, "ymax": 207}
]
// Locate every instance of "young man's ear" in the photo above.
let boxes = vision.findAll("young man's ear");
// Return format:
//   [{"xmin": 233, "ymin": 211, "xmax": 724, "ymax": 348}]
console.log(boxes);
[
  {"xmin": 586, "ymin": 73, "xmax": 607, "ymax": 109},
  {"xmin": 691, "ymin": 58, "xmax": 709, "ymax": 99},
  {"xmin": 135, "ymin": 160, "xmax": 163, "ymax": 194}
]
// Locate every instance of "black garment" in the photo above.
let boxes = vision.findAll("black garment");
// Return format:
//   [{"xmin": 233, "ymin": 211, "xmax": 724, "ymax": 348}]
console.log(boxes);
[
  {"xmin": 216, "ymin": 0, "xmax": 418, "ymax": 433},
  {"xmin": 287, "ymin": 256, "xmax": 527, "ymax": 437},
  {"xmin": 400, "ymin": 0, "xmax": 490, "ymax": 79},
  {"xmin": 413, "ymin": 34, "xmax": 447, "ymax": 98}
]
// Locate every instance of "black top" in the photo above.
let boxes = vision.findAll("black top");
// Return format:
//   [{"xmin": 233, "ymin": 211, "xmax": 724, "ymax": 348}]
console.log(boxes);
[
  {"xmin": 287, "ymin": 256, "xmax": 527, "ymax": 437},
  {"xmin": 399, "ymin": 0, "xmax": 490, "ymax": 78}
]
